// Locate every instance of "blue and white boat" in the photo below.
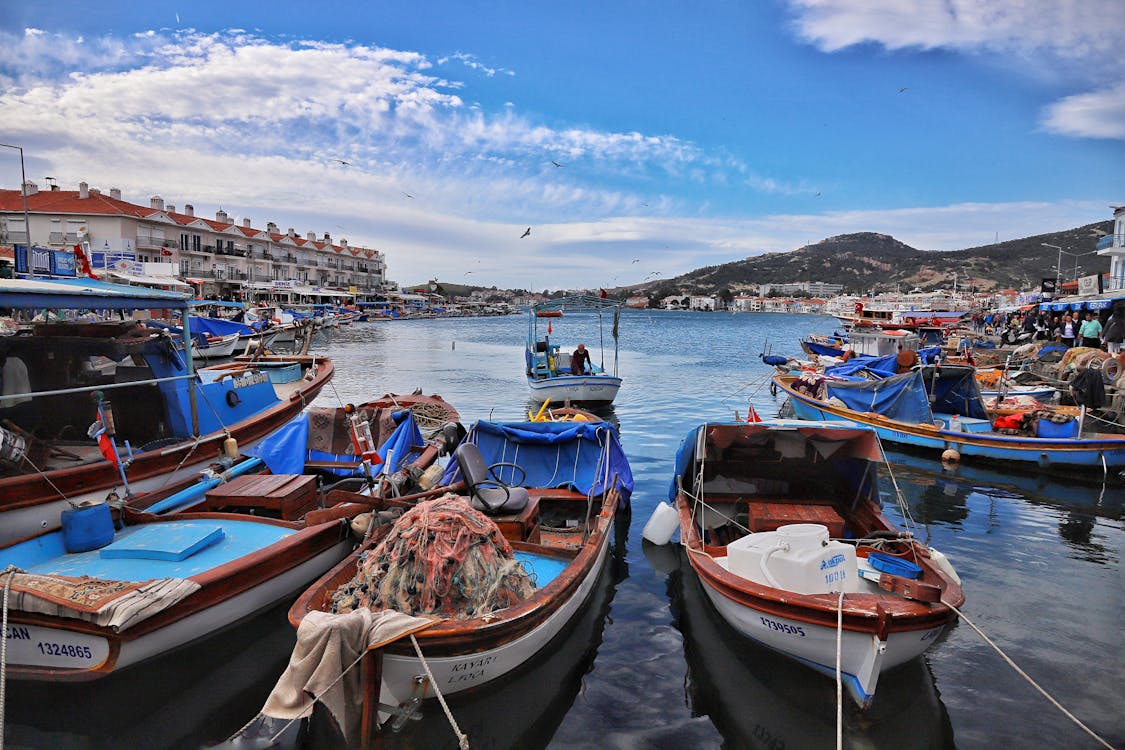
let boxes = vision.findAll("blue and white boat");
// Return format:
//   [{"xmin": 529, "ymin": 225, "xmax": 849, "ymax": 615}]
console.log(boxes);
[
  {"xmin": 525, "ymin": 296, "xmax": 623, "ymax": 405},
  {"xmin": 773, "ymin": 364, "xmax": 1125, "ymax": 479}
]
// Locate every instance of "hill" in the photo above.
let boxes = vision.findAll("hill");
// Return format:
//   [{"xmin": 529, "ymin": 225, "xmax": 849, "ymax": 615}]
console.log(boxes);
[{"xmin": 639, "ymin": 222, "xmax": 1113, "ymax": 297}]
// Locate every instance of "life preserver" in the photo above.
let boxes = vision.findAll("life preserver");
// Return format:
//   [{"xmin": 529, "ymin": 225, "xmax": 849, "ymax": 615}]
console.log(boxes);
[
  {"xmin": 1103, "ymin": 356, "xmax": 1122, "ymax": 383},
  {"xmin": 854, "ymin": 302, "xmax": 864, "ymax": 313}
]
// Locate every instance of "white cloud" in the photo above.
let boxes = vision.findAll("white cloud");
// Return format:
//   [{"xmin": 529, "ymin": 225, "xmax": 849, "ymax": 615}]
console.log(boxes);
[{"xmin": 1042, "ymin": 83, "xmax": 1125, "ymax": 140}]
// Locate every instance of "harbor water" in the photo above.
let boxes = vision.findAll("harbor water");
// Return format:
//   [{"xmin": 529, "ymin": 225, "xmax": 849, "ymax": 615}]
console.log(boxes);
[{"xmin": 6, "ymin": 311, "xmax": 1122, "ymax": 749}]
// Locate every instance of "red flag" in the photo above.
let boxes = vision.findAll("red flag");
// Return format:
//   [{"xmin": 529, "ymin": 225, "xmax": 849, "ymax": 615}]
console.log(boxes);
[
  {"xmin": 97, "ymin": 431, "xmax": 119, "ymax": 466},
  {"xmin": 600, "ymin": 288, "xmax": 607, "ymax": 299},
  {"xmin": 73, "ymin": 243, "xmax": 99, "ymax": 279},
  {"xmin": 547, "ymin": 321, "xmax": 552, "ymax": 334},
  {"xmin": 746, "ymin": 404, "xmax": 762, "ymax": 423}
]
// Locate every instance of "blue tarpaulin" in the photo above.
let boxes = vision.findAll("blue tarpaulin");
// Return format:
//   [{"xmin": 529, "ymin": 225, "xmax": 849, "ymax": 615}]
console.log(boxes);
[
  {"xmin": 248, "ymin": 410, "xmax": 425, "ymax": 476},
  {"xmin": 824, "ymin": 346, "xmax": 942, "ymax": 379},
  {"xmin": 821, "ymin": 365, "xmax": 988, "ymax": 423},
  {"xmin": 442, "ymin": 420, "xmax": 633, "ymax": 506}
]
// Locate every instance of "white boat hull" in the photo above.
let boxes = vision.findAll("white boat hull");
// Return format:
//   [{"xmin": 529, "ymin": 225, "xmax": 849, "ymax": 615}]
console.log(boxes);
[
  {"xmin": 527, "ymin": 375, "xmax": 622, "ymax": 404},
  {"xmin": 377, "ymin": 529, "xmax": 611, "ymax": 708},
  {"xmin": 698, "ymin": 572, "xmax": 944, "ymax": 707},
  {"xmin": 191, "ymin": 333, "xmax": 240, "ymax": 360}
]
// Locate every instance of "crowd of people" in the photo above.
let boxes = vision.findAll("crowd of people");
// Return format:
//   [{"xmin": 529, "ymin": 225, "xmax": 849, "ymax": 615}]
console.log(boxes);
[{"xmin": 969, "ymin": 307, "xmax": 1124, "ymax": 354}]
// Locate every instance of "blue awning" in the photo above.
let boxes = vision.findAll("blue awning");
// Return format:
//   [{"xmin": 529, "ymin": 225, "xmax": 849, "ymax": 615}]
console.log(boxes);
[{"xmin": 0, "ymin": 277, "xmax": 191, "ymax": 310}]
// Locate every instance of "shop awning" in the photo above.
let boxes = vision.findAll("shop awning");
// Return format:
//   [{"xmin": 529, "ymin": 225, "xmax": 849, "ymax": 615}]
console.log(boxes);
[{"xmin": 107, "ymin": 270, "xmax": 193, "ymax": 290}]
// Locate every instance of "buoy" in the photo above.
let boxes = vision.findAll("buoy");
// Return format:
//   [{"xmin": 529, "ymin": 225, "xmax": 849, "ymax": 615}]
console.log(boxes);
[
  {"xmin": 641, "ymin": 501, "xmax": 679, "ymax": 545},
  {"xmin": 941, "ymin": 448, "xmax": 960, "ymax": 463},
  {"xmin": 222, "ymin": 437, "xmax": 239, "ymax": 459}
]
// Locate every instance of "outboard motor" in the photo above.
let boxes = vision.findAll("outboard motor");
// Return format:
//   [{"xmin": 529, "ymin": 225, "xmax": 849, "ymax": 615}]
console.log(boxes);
[{"xmin": 440, "ymin": 422, "xmax": 466, "ymax": 456}]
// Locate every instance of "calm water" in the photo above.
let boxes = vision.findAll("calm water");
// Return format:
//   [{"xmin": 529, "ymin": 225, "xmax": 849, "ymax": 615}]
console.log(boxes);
[{"xmin": 7, "ymin": 311, "xmax": 1121, "ymax": 749}]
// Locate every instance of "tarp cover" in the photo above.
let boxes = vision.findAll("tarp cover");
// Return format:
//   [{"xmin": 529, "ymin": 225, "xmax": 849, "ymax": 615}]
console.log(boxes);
[
  {"xmin": 822, "ymin": 365, "xmax": 988, "ymax": 422},
  {"xmin": 249, "ymin": 410, "xmax": 424, "ymax": 476},
  {"xmin": 189, "ymin": 315, "xmax": 258, "ymax": 337},
  {"xmin": 442, "ymin": 420, "xmax": 633, "ymax": 506},
  {"xmin": 824, "ymin": 346, "xmax": 942, "ymax": 379}
]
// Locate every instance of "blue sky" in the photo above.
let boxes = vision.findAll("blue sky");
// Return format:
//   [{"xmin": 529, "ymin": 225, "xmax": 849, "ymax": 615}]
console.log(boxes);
[{"xmin": 0, "ymin": 1, "xmax": 1121, "ymax": 290}]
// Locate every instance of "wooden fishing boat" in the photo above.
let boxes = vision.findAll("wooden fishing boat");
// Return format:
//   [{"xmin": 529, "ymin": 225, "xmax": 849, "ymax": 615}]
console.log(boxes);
[
  {"xmin": 0, "ymin": 278, "xmax": 334, "ymax": 545},
  {"xmin": 277, "ymin": 419, "xmax": 633, "ymax": 744},
  {"xmin": 773, "ymin": 365, "xmax": 1125, "ymax": 478},
  {"xmin": 525, "ymin": 295, "xmax": 623, "ymax": 404},
  {"xmin": 666, "ymin": 420, "xmax": 963, "ymax": 707},
  {"xmin": 190, "ymin": 331, "xmax": 240, "ymax": 360}
]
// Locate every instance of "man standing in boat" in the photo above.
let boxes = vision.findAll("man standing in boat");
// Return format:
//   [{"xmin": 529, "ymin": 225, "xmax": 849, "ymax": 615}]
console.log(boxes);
[{"xmin": 571, "ymin": 343, "xmax": 592, "ymax": 375}]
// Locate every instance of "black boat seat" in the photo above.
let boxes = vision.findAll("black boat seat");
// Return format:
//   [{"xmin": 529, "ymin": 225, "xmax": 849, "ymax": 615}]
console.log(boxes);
[{"xmin": 454, "ymin": 442, "xmax": 530, "ymax": 515}]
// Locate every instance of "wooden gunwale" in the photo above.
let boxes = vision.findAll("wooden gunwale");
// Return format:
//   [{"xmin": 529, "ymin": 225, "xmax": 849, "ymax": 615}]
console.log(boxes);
[
  {"xmin": 676, "ymin": 494, "xmax": 962, "ymax": 634},
  {"xmin": 773, "ymin": 373, "xmax": 1123, "ymax": 450},
  {"xmin": 287, "ymin": 488, "xmax": 619, "ymax": 659},
  {"xmin": 0, "ymin": 358, "xmax": 334, "ymax": 508}
]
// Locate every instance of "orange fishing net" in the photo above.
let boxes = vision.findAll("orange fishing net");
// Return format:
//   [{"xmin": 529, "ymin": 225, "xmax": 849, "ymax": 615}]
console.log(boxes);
[{"xmin": 330, "ymin": 494, "xmax": 535, "ymax": 619}]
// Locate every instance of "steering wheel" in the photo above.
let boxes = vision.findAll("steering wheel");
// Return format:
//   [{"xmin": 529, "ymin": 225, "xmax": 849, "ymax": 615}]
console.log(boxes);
[{"xmin": 487, "ymin": 462, "xmax": 526, "ymax": 486}]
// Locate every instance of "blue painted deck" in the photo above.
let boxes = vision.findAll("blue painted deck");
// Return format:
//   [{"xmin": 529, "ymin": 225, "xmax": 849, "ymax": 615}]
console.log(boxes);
[
  {"xmin": 2, "ymin": 520, "xmax": 295, "ymax": 581},
  {"xmin": 514, "ymin": 551, "xmax": 566, "ymax": 588}
]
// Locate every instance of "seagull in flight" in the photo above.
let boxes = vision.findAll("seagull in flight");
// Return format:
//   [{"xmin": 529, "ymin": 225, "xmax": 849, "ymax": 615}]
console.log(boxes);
[
  {"xmin": 898, "ymin": 87, "xmax": 908, "ymax": 93},
  {"xmin": 551, "ymin": 160, "xmax": 564, "ymax": 168},
  {"xmin": 631, "ymin": 258, "xmax": 640, "ymax": 264},
  {"xmin": 521, "ymin": 227, "xmax": 531, "ymax": 238},
  {"xmin": 402, "ymin": 192, "xmax": 414, "ymax": 199},
  {"xmin": 331, "ymin": 159, "xmax": 352, "ymax": 166}
]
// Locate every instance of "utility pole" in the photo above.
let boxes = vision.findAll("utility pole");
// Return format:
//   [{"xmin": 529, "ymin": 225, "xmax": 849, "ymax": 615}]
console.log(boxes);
[{"xmin": 0, "ymin": 142, "xmax": 32, "ymax": 250}]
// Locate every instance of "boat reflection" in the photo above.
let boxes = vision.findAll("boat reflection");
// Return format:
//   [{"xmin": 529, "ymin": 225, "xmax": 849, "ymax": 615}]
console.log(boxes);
[
  {"xmin": 4, "ymin": 601, "xmax": 297, "ymax": 750},
  {"xmin": 659, "ymin": 544, "xmax": 956, "ymax": 749}
]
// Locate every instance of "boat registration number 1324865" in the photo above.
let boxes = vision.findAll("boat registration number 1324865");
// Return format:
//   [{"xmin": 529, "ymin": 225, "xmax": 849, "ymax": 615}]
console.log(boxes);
[
  {"xmin": 4, "ymin": 625, "xmax": 108, "ymax": 668},
  {"xmin": 759, "ymin": 617, "xmax": 806, "ymax": 637}
]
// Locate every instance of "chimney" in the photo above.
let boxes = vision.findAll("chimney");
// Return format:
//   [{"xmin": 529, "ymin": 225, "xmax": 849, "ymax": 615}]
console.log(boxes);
[
  {"xmin": 215, "ymin": 209, "xmax": 229, "ymax": 223},
  {"xmin": 340, "ymin": 238, "xmax": 348, "ymax": 250},
  {"xmin": 110, "ymin": 188, "xmax": 121, "ymax": 200},
  {"xmin": 50, "ymin": 184, "xmax": 60, "ymax": 191},
  {"xmin": 242, "ymin": 217, "xmax": 252, "ymax": 228},
  {"xmin": 90, "ymin": 188, "xmax": 101, "ymax": 195},
  {"xmin": 150, "ymin": 195, "xmax": 164, "ymax": 211},
  {"xmin": 78, "ymin": 182, "xmax": 89, "ymax": 199},
  {"xmin": 287, "ymin": 228, "xmax": 296, "ymax": 238},
  {"xmin": 185, "ymin": 204, "xmax": 194, "ymax": 217},
  {"xmin": 267, "ymin": 222, "xmax": 278, "ymax": 233},
  {"xmin": 306, "ymin": 231, "xmax": 316, "ymax": 241},
  {"xmin": 166, "ymin": 204, "xmax": 175, "ymax": 214}
]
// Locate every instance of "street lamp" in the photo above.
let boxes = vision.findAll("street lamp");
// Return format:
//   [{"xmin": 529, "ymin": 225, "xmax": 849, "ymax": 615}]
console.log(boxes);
[
  {"xmin": 0, "ymin": 142, "xmax": 32, "ymax": 249},
  {"xmin": 1042, "ymin": 242, "xmax": 1102, "ymax": 287}
]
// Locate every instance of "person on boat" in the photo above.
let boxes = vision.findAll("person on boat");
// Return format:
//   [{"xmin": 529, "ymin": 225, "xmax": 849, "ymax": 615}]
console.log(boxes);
[
  {"xmin": 1060, "ymin": 313, "xmax": 1077, "ymax": 348},
  {"xmin": 570, "ymin": 343, "xmax": 592, "ymax": 375},
  {"xmin": 895, "ymin": 344, "xmax": 919, "ymax": 373},
  {"xmin": 1078, "ymin": 312, "xmax": 1102, "ymax": 349}
]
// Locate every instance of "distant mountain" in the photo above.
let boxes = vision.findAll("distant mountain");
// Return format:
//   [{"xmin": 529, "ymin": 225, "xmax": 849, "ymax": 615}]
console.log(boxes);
[{"xmin": 638, "ymin": 222, "xmax": 1113, "ymax": 297}]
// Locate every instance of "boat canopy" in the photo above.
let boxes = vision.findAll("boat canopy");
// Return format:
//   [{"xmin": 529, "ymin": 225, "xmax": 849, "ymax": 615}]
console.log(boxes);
[
  {"xmin": 443, "ymin": 420, "xmax": 634, "ymax": 505},
  {"xmin": 824, "ymin": 346, "xmax": 942, "ymax": 378},
  {"xmin": 0, "ymin": 278, "xmax": 191, "ymax": 310},
  {"xmin": 821, "ymin": 365, "xmax": 988, "ymax": 424}
]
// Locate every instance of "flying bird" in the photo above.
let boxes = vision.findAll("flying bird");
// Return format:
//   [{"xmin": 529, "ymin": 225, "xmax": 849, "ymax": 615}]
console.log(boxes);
[
  {"xmin": 631, "ymin": 258, "xmax": 640, "ymax": 264},
  {"xmin": 402, "ymin": 192, "xmax": 414, "ymax": 199},
  {"xmin": 551, "ymin": 160, "xmax": 564, "ymax": 168},
  {"xmin": 521, "ymin": 227, "xmax": 531, "ymax": 238},
  {"xmin": 898, "ymin": 87, "xmax": 908, "ymax": 93},
  {"xmin": 331, "ymin": 159, "xmax": 352, "ymax": 166}
]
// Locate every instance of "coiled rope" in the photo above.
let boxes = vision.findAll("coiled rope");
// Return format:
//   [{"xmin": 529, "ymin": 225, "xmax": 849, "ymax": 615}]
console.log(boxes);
[{"xmin": 947, "ymin": 602, "xmax": 1113, "ymax": 749}]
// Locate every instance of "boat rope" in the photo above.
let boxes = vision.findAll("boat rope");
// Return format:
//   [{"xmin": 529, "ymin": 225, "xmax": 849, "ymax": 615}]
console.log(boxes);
[
  {"xmin": 872, "ymin": 433, "xmax": 919, "ymax": 536},
  {"xmin": 835, "ymin": 590, "xmax": 844, "ymax": 750},
  {"xmin": 410, "ymin": 634, "xmax": 469, "ymax": 749},
  {"xmin": 719, "ymin": 374, "xmax": 774, "ymax": 420},
  {"xmin": 156, "ymin": 432, "xmax": 207, "ymax": 490},
  {"xmin": 265, "ymin": 647, "xmax": 369, "ymax": 744},
  {"xmin": 947, "ymin": 602, "xmax": 1113, "ymax": 749},
  {"xmin": 0, "ymin": 566, "xmax": 19, "ymax": 750},
  {"xmin": 190, "ymin": 380, "xmax": 234, "ymax": 438},
  {"xmin": 16, "ymin": 455, "xmax": 73, "ymax": 504}
]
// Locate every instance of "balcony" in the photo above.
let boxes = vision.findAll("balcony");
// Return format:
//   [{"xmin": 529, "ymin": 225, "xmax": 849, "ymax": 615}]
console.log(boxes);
[{"xmin": 285, "ymin": 255, "xmax": 298, "ymax": 264}]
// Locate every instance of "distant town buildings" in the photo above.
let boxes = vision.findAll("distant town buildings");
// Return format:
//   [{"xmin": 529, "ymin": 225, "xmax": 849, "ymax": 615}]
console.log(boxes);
[{"xmin": 0, "ymin": 180, "xmax": 388, "ymax": 300}]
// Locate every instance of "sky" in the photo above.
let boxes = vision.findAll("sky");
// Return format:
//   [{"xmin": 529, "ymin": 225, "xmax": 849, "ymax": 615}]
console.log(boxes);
[{"xmin": 0, "ymin": 1, "xmax": 1122, "ymax": 291}]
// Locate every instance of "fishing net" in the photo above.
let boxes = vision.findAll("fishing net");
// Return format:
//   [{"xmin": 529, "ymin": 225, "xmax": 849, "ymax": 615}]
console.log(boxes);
[{"xmin": 330, "ymin": 494, "xmax": 536, "ymax": 619}]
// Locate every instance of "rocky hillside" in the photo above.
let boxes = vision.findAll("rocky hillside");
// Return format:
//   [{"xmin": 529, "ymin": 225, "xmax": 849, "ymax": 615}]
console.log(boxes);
[{"xmin": 640, "ymin": 222, "xmax": 1113, "ymax": 297}]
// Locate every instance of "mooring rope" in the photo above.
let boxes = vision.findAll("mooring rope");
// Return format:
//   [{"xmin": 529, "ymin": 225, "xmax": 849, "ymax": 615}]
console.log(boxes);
[
  {"xmin": 947, "ymin": 602, "xmax": 1113, "ymax": 749},
  {"xmin": 411, "ymin": 634, "xmax": 469, "ymax": 749},
  {"xmin": 0, "ymin": 566, "xmax": 20, "ymax": 750},
  {"xmin": 835, "ymin": 590, "xmax": 845, "ymax": 750},
  {"xmin": 265, "ymin": 647, "xmax": 369, "ymax": 744}
]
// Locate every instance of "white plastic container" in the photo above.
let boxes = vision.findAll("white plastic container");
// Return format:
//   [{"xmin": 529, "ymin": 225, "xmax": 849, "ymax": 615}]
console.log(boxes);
[
  {"xmin": 642, "ymin": 501, "xmax": 679, "ymax": 545},
  {"xmin": 727, "ymin": 523, "xmax": 858, "ymax": 594}
]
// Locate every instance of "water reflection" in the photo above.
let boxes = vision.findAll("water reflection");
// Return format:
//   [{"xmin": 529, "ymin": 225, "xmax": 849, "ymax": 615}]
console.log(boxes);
[
  {"xmin": 4, "ymin": 602, "xmax": 297, "ymax": 750},
  {"xmin": 655, "ymin": 545, "xmax": 955, "ymax": 749}
]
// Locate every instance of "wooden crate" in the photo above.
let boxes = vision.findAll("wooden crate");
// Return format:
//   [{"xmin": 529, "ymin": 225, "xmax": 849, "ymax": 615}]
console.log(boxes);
[
  {"xmin": 205, "ymin": 474, "xmax": 318, "ymax": 521},
  {"xmin": 491, "ymin": 496, "xmax": 541, "ymax": 544}
]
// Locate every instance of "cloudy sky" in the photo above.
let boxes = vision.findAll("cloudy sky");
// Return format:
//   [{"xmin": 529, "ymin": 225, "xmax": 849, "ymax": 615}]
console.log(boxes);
[{"xmin": 0, "ymin": 1, "xmax": 1121, "ymax": 290}]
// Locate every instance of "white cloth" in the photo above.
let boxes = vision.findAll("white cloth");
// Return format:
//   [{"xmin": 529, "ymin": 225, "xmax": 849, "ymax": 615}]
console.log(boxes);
[
  {"xmin": 1, "ymin": 356, "xmax": 31, "ymax": 407},
  {"xmin": 260, "ymin": 608, "xmax": 435, "ymax": 744}
]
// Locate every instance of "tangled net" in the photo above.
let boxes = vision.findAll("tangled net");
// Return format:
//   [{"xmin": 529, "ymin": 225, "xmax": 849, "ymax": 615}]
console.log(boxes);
[{"xmin": 330, "ymin": 494, "xmax": 536, "ymax": 619}]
